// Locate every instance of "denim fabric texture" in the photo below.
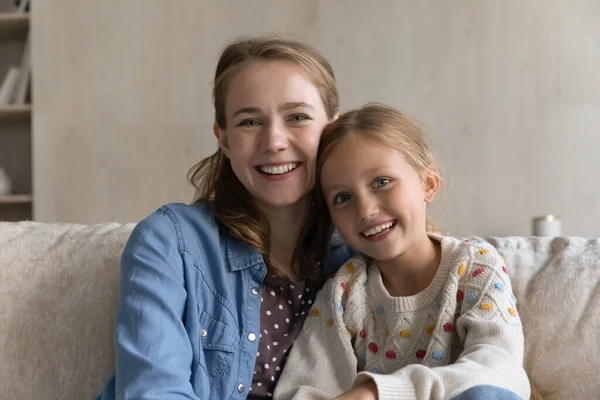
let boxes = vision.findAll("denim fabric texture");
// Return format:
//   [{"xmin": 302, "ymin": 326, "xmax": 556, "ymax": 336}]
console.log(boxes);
[{"xmin": 97, "ymin": 202, "xmax": 353, "ymax": 400}]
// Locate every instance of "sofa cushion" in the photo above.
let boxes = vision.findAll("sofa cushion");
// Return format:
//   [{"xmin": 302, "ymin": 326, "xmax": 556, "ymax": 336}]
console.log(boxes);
[
  {"xmin": 0, "ymin": 221, "xmax": 135, "ymax": 400},
  {"xmin": 485, "ymin": 236, "xmax": 600, "ymax": 399}
]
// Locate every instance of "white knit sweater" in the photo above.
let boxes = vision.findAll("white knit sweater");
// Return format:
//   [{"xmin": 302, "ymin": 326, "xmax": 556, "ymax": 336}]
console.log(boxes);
[{"xmin": 274, "ymin": 235, "xmax": 530, "ymax": 400}]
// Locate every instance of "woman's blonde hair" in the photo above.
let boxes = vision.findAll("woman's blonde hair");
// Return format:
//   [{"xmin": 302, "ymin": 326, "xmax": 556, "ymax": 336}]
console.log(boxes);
[
  {"xmin": 316, "ymin": 103, "xmax": 444, "ymax": 234},
  {"xmin": 188, "ymin": 34, "xmax": 339, "ymax": 285}
]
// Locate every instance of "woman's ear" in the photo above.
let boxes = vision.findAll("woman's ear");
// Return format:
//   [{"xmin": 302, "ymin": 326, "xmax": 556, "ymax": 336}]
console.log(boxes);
[
  {"xmin": 213, "ymin": 123, "xmax": 230, "ymax": 158},
  {"xmin": 422, "ymin": 166, "xmax": 440, "ymax": 203}
]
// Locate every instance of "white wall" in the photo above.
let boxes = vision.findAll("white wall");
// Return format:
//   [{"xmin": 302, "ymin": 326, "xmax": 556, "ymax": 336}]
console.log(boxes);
[{"xmin": 32, "ymin": 0, "xmax": 600, "ymax": 237}]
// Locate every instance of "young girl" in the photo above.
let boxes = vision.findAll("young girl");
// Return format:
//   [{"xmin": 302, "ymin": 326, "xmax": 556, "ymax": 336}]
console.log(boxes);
[{"xmin": 275, "ymin": 103, "xmax": 531, "ymax": 400}]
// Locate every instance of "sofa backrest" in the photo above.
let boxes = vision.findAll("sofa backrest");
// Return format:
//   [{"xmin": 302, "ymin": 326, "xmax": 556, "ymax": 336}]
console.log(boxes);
[
  {"xmin": 485, "ymin": 236, "xmax": 600, "ymax": 399},
  {"xmin": 0, "ymin": 222, "xmax": 135, "ymax": 400},
  {"xmin": 1, "ymin": 222, "xmax": 599, "ymax": 399}
]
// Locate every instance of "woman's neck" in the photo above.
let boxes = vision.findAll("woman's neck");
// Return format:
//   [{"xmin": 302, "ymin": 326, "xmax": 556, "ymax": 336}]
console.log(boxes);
[
  {"xmin": 376, "ymin": 233, "xmax": 441, "ymax": 297},
  {"xmin": 259, "ymin": 198, "xmax": 309, "ymax": 281}
]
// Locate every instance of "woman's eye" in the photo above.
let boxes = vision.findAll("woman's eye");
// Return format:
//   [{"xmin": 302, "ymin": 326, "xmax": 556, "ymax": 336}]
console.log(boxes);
[
  {"xmin": 239, "ymin": 119, "xmax": 261, "ymax": 127},
  {"xmin": 333, "ymin": 193, "xmax": 352, "ymax": 204},
  {"xmin": 289, "ymin": 114, "xmax": 309, "ymax": 122},
  {"xmin": 374, "ymin": 178, "xmax": 390, "ymax": 188}
]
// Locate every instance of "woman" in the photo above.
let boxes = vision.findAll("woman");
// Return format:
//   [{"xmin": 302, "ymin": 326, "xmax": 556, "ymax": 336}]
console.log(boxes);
[{"xmin": 97, "ymin": 35, "xmax": 352, "ymax": 399}]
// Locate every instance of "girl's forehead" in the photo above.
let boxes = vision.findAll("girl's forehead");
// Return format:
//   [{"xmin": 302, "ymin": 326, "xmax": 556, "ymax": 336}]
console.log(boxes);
[{"xmin": 321, "ymin": 137, "xmax": 412, "ymax": 183}]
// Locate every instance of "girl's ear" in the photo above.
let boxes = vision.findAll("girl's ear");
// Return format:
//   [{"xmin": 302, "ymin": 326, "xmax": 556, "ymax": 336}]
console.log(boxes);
[
  {"xmin": 422, "ymin": 166, "xmax": 440, "ymax": 203},
  {"xmin": 213, "ymin": 123, "xmax": 230, "ymax": 158}
]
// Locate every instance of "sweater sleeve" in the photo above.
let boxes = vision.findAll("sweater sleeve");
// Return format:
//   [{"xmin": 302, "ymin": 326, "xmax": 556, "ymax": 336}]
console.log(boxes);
[
  {"xmin": 354, "ymin": 245, "xmax": 531, "ymax": 400},
  {"xmin": 274, "ymin": 259, "xmax": 368, "ymax": 400}
]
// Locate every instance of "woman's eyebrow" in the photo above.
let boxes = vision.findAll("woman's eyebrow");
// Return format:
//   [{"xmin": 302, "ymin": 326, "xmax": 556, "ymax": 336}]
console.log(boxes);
[
  {"xmin": 278, "ymin": 102, "xmax": 315, "ymax": 112},
  {"xmin": 232, "ymin": 107, "xmax": 262, "ymax": 118}
]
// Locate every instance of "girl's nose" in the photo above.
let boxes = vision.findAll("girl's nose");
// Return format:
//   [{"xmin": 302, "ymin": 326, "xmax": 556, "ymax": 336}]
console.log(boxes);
[{"xmin": 356, "ymin": 195, "xmax": 379, "ymax": 221}]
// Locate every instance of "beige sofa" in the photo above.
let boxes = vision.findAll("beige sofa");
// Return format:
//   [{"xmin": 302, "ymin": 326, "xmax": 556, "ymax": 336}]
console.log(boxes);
[{"xmin": 1, "ymin": 221, "xmax": 599, "ymax": 399}]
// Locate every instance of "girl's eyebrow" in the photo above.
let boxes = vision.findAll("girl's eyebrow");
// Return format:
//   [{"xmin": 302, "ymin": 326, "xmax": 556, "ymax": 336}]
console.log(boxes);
[{"xmin": 324, "ymin": 183, "xmax": 346, "ymax": 192}]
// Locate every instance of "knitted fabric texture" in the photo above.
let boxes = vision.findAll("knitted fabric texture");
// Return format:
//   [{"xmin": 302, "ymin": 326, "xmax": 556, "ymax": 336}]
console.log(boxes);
[{"xmin": 274, "ymin": 235, "xmax": 531, "ymax": 400}]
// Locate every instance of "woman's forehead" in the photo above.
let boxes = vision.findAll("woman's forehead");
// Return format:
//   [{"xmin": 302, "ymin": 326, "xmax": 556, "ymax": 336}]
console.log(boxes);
[{"xmin": 224, "ymin": 61, "xmax": 324, "ymax": 116}]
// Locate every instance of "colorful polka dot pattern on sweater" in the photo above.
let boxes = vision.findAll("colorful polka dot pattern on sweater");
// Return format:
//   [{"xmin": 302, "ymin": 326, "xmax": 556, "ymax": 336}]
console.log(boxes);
[{"xmin": 299, "ymin": 234, "xmax": 521, "ymax": 377}]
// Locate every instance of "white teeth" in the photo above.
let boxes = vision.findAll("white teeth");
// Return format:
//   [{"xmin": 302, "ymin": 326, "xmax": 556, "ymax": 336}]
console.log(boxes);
[
  {"xmin": 363, "ymin": 221, "xmax": 394, "ymax": 237},
  {"xmin": 259, "ymin": 163, "xmax": 298, "ymax": 175}
]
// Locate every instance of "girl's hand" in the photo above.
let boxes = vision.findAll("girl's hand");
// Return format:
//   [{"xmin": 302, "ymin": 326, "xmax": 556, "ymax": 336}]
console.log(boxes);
[{"xmin": 332, "ymin": 380, "xmax": 378, "ymax": 400}]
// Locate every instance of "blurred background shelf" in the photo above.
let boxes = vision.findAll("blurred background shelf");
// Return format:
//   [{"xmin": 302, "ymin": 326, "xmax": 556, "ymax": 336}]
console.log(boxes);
[
  {"xmin": 0, "ymin": 194, "xmax": 32, "ymax": 203},
  {"xmin": 0, "ymin": 13, "xmax": 29, "ymax": 40},
  {"xmin": 0, "ymin": 5, "xmax": 32, "ymax": 221},
  {"xmin": 0, "ymin": 104, "xmax": 30, "ymax": 121}
]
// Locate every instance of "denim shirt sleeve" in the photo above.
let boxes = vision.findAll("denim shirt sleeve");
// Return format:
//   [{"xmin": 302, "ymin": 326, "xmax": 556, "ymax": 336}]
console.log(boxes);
[
  {"xmin": 322, "ymin": 230, "xmax": 358, "ymax": 276},
  {"xmin": 114, "ymin": 209, "xmax": 201, "ymax": 399}
]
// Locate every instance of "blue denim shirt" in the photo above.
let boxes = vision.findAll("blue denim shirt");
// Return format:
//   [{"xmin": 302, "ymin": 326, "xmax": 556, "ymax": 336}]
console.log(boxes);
[{"xmin": 98, "ymin": 202, "xmax": 353, "ymax": 400}]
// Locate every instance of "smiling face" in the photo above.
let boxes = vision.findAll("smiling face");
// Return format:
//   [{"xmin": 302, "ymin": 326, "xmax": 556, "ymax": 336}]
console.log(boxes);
[
  {"xmin": 321, "ymin": 134, "xmax": 438, "ymax": 262},
  {"xmin": 215, "ymin": 60, "xmax": 331, "ymax": 209}
]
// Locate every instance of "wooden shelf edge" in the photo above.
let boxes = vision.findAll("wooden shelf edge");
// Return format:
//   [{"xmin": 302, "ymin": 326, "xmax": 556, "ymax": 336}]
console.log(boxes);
[
  {"xmin": 0, "ymin": 13, "xmax": 29, "ymax": 20},
  {"xmin": 0, "ymin": 104, "xmax": 31, "ymax": 122},
  {"xmin": 0, "ymin": 104, "xmax": 31, "ymax": 111},
  {"xmin": 0, "ymin": 12, "xmax": 29, "ymax": 40},
  {"xmin": 0, "ymin": 194, "xmax": 32, "ymax": 204}
]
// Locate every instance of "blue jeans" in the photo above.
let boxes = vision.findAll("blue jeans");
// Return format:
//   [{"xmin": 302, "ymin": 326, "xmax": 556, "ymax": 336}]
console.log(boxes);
[{"xmin": 451, "ymin": 385, "xmax": 523, "ymax": 400}]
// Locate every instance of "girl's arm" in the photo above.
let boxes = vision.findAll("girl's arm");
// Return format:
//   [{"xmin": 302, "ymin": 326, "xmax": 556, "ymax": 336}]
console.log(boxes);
[
  {"xmin": 354, "ymin": 247, "xmax": 530, "ymax": 400},
  {"xmin": 274, "ymin": 260, "xmax": 366, "ymax": 400},
  {"xmin": 114, "ymin": 209, "xmax": 201, "ymax": 399}
]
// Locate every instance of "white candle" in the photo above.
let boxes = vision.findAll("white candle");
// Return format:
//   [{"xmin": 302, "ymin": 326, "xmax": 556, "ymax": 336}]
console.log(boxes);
[{"xmin": 532, "ymin": 215, "xmax": 562, "ymax": 237}]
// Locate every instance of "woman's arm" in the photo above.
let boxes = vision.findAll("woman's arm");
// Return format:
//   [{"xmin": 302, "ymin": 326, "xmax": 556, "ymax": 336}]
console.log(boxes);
[
  {"xmin": 323, "ymin": 230, "xmax": 358, "ymax": 275},
  {"xmin": 114, "ymin": 209, "xmax": 201, "ymax": 399}
]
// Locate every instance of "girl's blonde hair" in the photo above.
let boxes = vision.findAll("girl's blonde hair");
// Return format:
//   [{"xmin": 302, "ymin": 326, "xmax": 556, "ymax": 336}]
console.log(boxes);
[
  {"xmin": 316, "ymin": 103, "xmax": 444, "ymax": 234},
  {"xmin": 188, "ymin": 34, "xmax": 339, "ymax": 285}
]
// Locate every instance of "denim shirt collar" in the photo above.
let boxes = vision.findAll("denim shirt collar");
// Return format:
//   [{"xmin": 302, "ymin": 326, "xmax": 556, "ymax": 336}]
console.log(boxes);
[{"xmin": 225, "ymin": 237, "xmax": 264, "ymax": 271}]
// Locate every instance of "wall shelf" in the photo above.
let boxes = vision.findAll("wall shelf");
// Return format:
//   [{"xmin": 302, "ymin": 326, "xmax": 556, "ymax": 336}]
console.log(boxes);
[
  {"xmin": 0, "ymin": 13, "xmax": 29, "ymax": 40},
  {"xmin": 0, "ymin": 104, "xmax": 30, "ymax": 122},
  {"xmin": 0, "ymin": 8, "xmax": 32, "ymax": 221},
  {"xmin": 0, "ymin": 194, "xmax": 32, "ymax": 204}
]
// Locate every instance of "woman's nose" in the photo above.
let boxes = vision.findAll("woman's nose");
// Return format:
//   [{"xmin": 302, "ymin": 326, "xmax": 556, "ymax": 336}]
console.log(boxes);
[{"xmin": 260, "ymin": 123, "xmax": 289, "ymax": 153}]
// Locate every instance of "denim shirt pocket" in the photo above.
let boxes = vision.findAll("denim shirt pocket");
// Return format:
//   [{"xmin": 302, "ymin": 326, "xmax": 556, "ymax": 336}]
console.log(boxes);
[{"xmin": 197, "ymin": 309, "xmax": 239, "ymax": 391}]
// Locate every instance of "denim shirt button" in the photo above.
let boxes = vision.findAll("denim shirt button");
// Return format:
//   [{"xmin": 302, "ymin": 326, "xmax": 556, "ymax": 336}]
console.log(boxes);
[
  {"xmin": 247, "ymin": 333, "xmax": 256, "ymax": 342},
  {"xmin": 200, "ymin": 329, "xmax": 207, "ymax": 337},
  {"xmin": 237, "ymin": 383, "xmax": 245, "ymax": 393},
  {"xmin": 251, "ymin": 287, "xmax": 260, "ymax": 295}
]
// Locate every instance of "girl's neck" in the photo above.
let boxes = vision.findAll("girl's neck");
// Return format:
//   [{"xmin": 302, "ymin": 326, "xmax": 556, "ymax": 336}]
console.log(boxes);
[
  {"xmin": 259, "ymin": 198, "xmax": 309, "ymax": 281},
  {"xmin": 376, "ymin": 233, "xmax": 441, "ymax": 297}
]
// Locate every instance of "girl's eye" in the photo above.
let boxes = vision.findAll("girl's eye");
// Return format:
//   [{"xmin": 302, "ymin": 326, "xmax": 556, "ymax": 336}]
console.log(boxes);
[
  {"xmin": 333, "ymin": 192, "xmax": 352, "ymax": 205},
  {"xmin": 238, "ymin": 119, "xmax": 261, "ymax": 127},
  {"xmin": 374, "ymin": 178, "xmax": 390, "ymax": 188},
  {"xmin": 289, "ymin": 114, "xmax": 309, "ymax": 122}
]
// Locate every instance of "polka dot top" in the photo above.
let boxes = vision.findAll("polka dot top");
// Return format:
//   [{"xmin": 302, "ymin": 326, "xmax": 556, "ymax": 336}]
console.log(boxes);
[{"xmin": 247, "ymin": 278, "xmax": 317, "ymax": 399}]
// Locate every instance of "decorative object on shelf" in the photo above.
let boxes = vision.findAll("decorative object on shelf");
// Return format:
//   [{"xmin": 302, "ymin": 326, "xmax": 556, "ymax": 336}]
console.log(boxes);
[
  {"xmin": 13, "ymin": 31, "xmax": 30, "ymax": 104},
  {"xmin": 14, "ymin": 0, "xmax": 30, "ymax": 13},
  {"xmin": 532, "ymin": 215, "xmax": 562, "ymax": 237},
  {"xmin": 0, "ymin": 66, "xmax": 20, "ymax": 104},
  {"xmin": 0, "ymin": 167, "xmax": 12, "ymax": 196}
]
